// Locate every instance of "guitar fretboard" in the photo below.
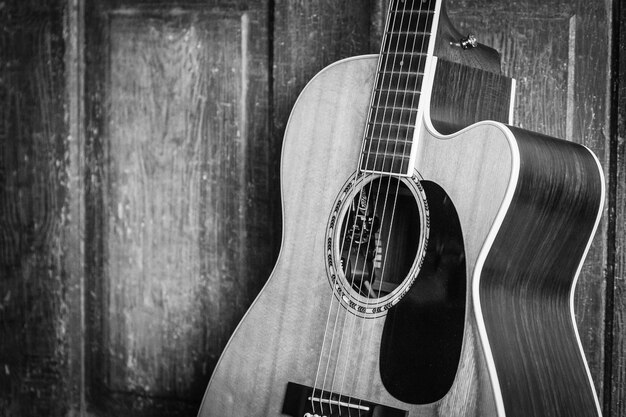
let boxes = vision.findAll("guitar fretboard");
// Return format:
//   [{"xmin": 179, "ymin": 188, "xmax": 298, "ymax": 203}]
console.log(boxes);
[{"xmin": 360, "ymin": 0, "xmax": 438, "ymax": 175}]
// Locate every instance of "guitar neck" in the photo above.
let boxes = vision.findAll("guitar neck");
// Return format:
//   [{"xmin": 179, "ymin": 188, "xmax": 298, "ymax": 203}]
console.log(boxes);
[{"xmin": 360, "ymin": 0, "xmax": 440, "ymax": 176}]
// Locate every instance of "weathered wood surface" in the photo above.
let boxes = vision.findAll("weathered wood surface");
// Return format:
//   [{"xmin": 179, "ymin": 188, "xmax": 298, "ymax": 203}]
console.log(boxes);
[
  {"xmin": 430, "ymin": 60, "xmax": 514, "ymax": 134},
  {"xmin": 441, "ymin": 0, "xmax": 613, "ymax": 408},
  {"xmin": 0, "ymin": 2, "xmax": 70, "ymax": 416},
  {"xmin": 0, "ymin": 0, "xmax": 622, "ymax": 416},
  {"xmin": 612, "ymin": 0, "xmax": 626, "ymax": 414},
  {"xmin": 272, "ymin": 0, "xmax": 373, "ymax": 149},
  {"xmin": 82, "ymin": 1, "xmax": 272, "ymax": 415},
  {"xmin": 65, "ymin": 0, "xmax": 87, "ymax": 414}
]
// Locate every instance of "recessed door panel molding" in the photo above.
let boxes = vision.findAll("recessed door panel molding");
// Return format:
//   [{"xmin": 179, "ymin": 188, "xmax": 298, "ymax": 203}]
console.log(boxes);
[{"xmin": 84, "ymin": 3, "xmax": 271, "ymax": 415}]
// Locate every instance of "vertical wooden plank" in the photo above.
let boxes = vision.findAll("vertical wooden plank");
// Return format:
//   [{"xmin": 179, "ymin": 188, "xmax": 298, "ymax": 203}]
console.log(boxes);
[
  {"xmin": 273, "ymin": 0, "xmax": 373, "ymax": 142},
  {"xmin": 64, "ymin": 0, "xmax": 87, "ymax": 415},
  {"xmin": 611, "ymin": 0, "xmax": 625, "ymax": 414},
  {"xmin": 446, "ymin": 4, "xmax": 573, "ymax": 140},
  {"xmin": 103, "ymin": 12, "xmax": 232, "ymax": 397},
  {"xmin": 569, "ymin": 0, "xmax": 611, "ymax": 407},
  {"xmin": 0, "ymin": 1, "xmax": 70, "ymax": 416},
  {"xmin": 84, "ymin": 2, "xmax": 272, "ymax": 415}
]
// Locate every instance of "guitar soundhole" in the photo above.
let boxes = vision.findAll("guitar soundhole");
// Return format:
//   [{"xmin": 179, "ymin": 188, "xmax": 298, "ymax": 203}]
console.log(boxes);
[{"xmin": 325, "ymin": 173, "xmax": 429, "ymax": 318}]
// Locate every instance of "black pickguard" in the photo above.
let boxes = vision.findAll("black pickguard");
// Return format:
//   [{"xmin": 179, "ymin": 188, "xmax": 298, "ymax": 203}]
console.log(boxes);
[{"xmin": 380, "ymin": 180, "xmax": 466, "ymax": 404}]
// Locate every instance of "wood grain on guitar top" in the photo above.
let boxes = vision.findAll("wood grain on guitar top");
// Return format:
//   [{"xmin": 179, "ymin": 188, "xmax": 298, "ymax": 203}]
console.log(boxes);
[
  {"xmin": 199, "ymin": 55, "xmax": 515, "ymax": 417},
  {"xmin": 198, "ymin": 47, "xmax": 602, "ymax": 415}
]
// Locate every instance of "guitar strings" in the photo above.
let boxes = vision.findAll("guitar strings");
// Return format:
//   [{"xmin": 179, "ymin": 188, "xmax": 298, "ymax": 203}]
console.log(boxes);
[
  {"xmin": 336, "ymin": 0, "xmax": 427, "ymax": 410},
  {"xmin": 331, "ymin": 0, "xmax": 425, "ymax": 410},
  {"xmin": 311, "ymin": 0, "xmax": 433, "ymax": 413},
  {"xmin": 346, "ymin": 0, "xmax": 431, "ymax": 406},
  {"xmin": 312, "ymin": 2, "xmax": 407, "ymax": 413},
  {"xmin": 348, "ymin": 0, "xmax": 434, "ymax": 407},
  {"xmin": 331, "ymin": 0, "xmax": 412, "ymax": 405},
  {"xmin": 308, "ymin": 2, "xmax": 399, "ymax": 410},
  {"xmin": 330, "ymin": 0, "xmax": 417, "ymax": 410},
  {"xmin": 310, "ymin": 1, "xmax": 403, "ymax": 413}
]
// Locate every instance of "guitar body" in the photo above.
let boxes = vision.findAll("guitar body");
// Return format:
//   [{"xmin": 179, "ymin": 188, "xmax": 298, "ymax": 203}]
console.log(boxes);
[{"xmin": 197, "ymin": 55, "xmax": 603, "ymax": 417}]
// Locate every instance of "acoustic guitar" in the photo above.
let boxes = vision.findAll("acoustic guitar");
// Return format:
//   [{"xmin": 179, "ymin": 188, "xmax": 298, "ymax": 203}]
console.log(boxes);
[{"xmin": 197, "ymin": 1, "xmax": 604, "ymax": 416}]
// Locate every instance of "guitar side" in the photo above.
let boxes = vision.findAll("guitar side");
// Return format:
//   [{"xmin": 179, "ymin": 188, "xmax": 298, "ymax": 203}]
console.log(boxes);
[
  {"xmin": 476, "ymin": 125, "xmax": 604, "ymax": 417},
  {"xmin": 197, "ymin": 55, "xmax": 603, "ymax": 417}
]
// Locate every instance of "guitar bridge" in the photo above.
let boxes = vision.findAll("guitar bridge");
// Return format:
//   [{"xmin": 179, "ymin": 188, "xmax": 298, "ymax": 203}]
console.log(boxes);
[{"xmin": 282, "ymin": 382, "xmax": 407, "ymax": 417}]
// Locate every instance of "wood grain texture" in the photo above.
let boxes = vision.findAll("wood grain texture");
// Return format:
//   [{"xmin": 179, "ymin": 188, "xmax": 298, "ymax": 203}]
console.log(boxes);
[
  {"xmin": 272, "ymin": 0, "xmax": 373, "ymax": 152},
  {"xmin": 1, "ymin": 1, "xmax": 621, "ymax": 417},
  {"xmin": 446, "ymin": 3, "xmax": 573, "ymax": 138},
  {"xmin": 480, "ymin": 127, "xmax": 603, "ymax": 417},
  {"xmin": 371, "ymin": 1, "xmax": 502, "ymax": 74},
  {"xmin": 104, "ymin": 13, "xmax": 220, "ymax": 397},
  {"xmin": 433, "ymin": 3, "xmax": 502, "ymax": 74},
  {"xmin": 429, "ymin": 59, "xmax": 513, "ymax": 134},
  {"xmin": 0, "ymin": 2, "xmax": 70, "ymax": 415},
  {"xmin": 65, "ymin": 0, "xmax": 87, "ymax": 414},
  {"xmin": 611, "ymin": 0, "xmax": 626, "ymax": 414},
  {"xmin": 445, "ymin": 1, "xmax": 612, "ymax": 404},
  {"xmin": 199, "ymin": 54, "xmax": 519, "ymax": 417},
  {"xmin": 83, "ymin": 2, "xmax": 271, "ymax": 415}
]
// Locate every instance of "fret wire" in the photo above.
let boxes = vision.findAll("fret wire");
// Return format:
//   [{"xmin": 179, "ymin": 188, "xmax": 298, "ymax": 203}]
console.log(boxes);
[
  {"xmin": 386, "ymin": 30, "xmax": 431, "ymax": 35},
  {"xmin": 365, "ymin": 133, "xmax": 414, "ymax": 142},
  {"xmin": 369, "ymin": 105, "xmax": 418, "ymax": 112},
  {"xmin": 360, "ymin": 0, "xmax": 438, "ymax": 174},
  {"xmin": 366, "ymin": 124, "xmax": 414, "ymax": 134},
  {"xmin": 363, "ymin": 145, "xmax": 413, "ymax": 157},
  {"xmin": 377, "ymin": 69, "xmax": 425, "ymax": 75},
  {"xmin": 365, "ymin": 136, "xmax": 413, "ymax": 144},
  {"xmin": 364, "ymin": 143, "xmax": 411, "ymax": 152},
  {"xmin": 383, "ymin": 41, "xmax": 431, "ymax": 52},
  {"xmin": 360, "ymin": 151, "xmax": 411, "ymax": 160},
  {"xmin": 371, "ymin": 108, "xmax": 418, "ymax": 125},
  {"xmin": 374, "ymin": 87, "xmax": 421, "ymax": 94},
  {"xmin": 364, "ymin": 143, "xmax": 412, "ymax": 152},
  {"xmin": 383, "ymin": 51, "xmax": 427, "ymax": 55},
  {"xmin": 384, "ymin": 30, "xmax": 431, "ymax": 40},
  {"xmin": 391, "ymin": 9, "xmax": 435, "ymax": 14},
  {"xmin": 367, "ymin": 121, "xmax": 415, "ymax": 128},
  {"xmin": 380, "ymin": 57, "xmax": 428, "ymax": 73},
  {"xmin": 364, "ymin": 154, "xmax": 412, "ymax": 161},
  {"xmin": 362, "ymin": 0, "xmax": 408, "ymax": 169},
  {"xmin": 384, "ymin": 32, "xmax": 431, "ymax": 38}
]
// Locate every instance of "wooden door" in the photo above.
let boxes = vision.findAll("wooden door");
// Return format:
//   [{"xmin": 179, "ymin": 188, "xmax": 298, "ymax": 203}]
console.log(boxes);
[
  {"xmin": 1, "ymin": 0, "xmax": 623, "ymax": 416},
  {"xmin": 82, "ymin": 1, "xmax": 274, "ymax": 415},
  {"xmin": 0, "ymin": 1, "xmax": 68, "ymax": 415}
]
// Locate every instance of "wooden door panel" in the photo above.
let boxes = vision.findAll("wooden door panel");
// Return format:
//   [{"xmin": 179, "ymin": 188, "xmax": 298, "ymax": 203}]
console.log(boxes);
[
  {"xmin": 446, "ymin": 0, "xmax": 608, "ymax": 402},
  {"xmin": 85, "ymin": 2, "xmax": 271, "ymax": 415},
  {"xmin": 0, "ymin": 2, "xmax": 69, "ymax": 416},
  {"xmin": 0, "ymin": 1, "xmax": 619, "ymax": 416},
  {"xmin": 104, "ymin": 10, "xmax": 246, "ymax": 396},
  {"xmin": 447, "ymin": 7, "xmax": 574, "ymax": 138}
]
